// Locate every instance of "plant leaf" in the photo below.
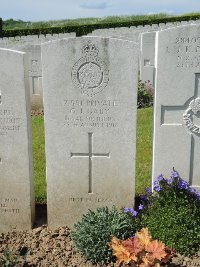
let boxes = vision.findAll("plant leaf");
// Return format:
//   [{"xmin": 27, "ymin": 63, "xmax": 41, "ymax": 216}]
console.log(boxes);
[
  {"xmin": 162, "ymin": 246, "xmax": 174, "ymax": 263},
  {"xmin": 146, "ymin": 240, "xmax": 167, "ymax": 261},
  {"xmin": 139, "ymin": 256, "xmax": 151, "ymax": 267},
  {"xmin": 136, "ymin": 228, "xmax": 152, "ymax": 249},
  {"xmin": 122, "ymin": 236, "xmax": 143, "ymax": 255},
  {"xmin": 110, "ymin": 236, "xmax": 137, "ymax": 263}
]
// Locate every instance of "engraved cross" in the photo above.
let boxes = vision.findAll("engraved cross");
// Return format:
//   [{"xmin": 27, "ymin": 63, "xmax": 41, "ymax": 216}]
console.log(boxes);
[
  {"xmin": 71, "ymin": 132, "xmax": 110, "ymax": 193},
  {"xmin": 161, "ymin": 73, "xmax": 200, "ymax": 188}
]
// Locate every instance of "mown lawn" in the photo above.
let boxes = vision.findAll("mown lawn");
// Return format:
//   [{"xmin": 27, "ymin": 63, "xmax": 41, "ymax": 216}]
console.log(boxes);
[
  {"xmin": 32, "ymin": 116, "xmax": 46, "ymax": 202},
  {"xmin": 32, "ymin": 107, "xmax": 153, "ymax": 203}
]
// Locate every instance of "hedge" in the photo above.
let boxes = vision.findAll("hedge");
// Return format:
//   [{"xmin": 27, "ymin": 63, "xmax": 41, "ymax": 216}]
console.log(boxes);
[
  {"xmin": 0, "ymin": 18, "xmax": 2, "ymax": 38},
  {"xmin": 2, "ymin": 14, "xmax": 200, "ymax": 38}
]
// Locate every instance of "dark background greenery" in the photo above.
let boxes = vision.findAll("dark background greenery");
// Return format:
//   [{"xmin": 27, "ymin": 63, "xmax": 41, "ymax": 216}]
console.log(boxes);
[{"xmin": 1, "ymin": 12, "xmax": 200, "ymax": 37}]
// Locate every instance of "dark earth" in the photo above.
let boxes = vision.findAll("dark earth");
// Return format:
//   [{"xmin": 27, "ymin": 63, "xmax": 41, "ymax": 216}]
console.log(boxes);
[{"xmin": 0, "ymin": 204, "xmax": 200, "ymax": 267}]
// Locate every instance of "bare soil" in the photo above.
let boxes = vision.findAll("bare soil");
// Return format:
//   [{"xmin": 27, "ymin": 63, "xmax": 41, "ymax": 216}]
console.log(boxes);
[{"xmin": 0, "ymin": 204, "xmax": 200, "ymax": 267}]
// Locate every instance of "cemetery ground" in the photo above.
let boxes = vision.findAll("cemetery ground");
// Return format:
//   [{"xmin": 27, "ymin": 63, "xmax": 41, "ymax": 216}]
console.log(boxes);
[{"xmin": 1, "ymin": 107, "xmax": 200, "ymax": 266}]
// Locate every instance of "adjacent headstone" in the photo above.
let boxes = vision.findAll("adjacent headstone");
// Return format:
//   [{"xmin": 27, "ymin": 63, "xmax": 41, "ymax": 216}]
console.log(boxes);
[
  {"xmin": 153, "ymin": 25, "xmax": 200, "ymax": 190},
  {"xmin": 42, "ymin": 37, "xmax": 138, "ymax": 228},
  {"xmin": 2, "ymin": 44, "xmax": 43, "ymax": 111},
  {"xmin": 23, "ymin": 45, "xmax": 43, "ymax": 110},
  {"xmin": 0, "ymin": 48, "xmax": 35, "ymax": 232},
  {"xmin": 140, "ymin": 32, "xmax": 156, "ymax": 85}
]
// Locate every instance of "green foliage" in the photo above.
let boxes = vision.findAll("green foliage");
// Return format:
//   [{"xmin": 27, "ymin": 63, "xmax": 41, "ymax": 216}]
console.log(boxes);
[
  {"xmin": 139, "ymin": 173, "xmax": 200, "ymax": 255},
  {"xmin": 137, "ymin": 80, "xmax": 154, "ymax": 108},
  {"xmin": 3, "ymin": 13, "xmax": 170, "ymax": 30},
  {"xmin": 3, "ymin": 13, "xmax": 200, "ymax": 37},
  {"xmin": 0, "ymin": 18, "xmax": 2, "ymax": 37},
  {"xmin": 71, "ymin": 206, "xmax": 137, "ymax": 264},
  {"xmin": 0, "ymin": 247, "xmax": 29, "ymax": 267}
]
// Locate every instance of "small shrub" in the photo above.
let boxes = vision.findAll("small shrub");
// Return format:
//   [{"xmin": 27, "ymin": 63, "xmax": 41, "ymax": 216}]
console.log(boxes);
[
  {"xmin": 0, "ymin": 247, "xmax": 29, "ymax": 267},
  {"xmin": 137, "ymin": 80, "xmax": 154, "ymax": 108},
  {"xmin": 71, "ymin": 206, "xmax": 137, "ymax": 264},
  {"xmin": 135, "ymin": 170, "xmax": 200, "ymax": 255}
]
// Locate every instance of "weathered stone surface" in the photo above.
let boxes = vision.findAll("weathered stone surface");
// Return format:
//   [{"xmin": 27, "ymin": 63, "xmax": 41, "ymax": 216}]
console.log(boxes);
[
  {"xmin": 140, "ymin": 32, "xmax": 156, "ymax": 85},
  {"xmin": 0, "ymin": 48, "xmax": 35, "ymax": 232},
  {"xmin": 153, "ymin": 25, "xmax": 200, "ymax": 190},
  {"xmin": 42, "ymin": 37, "xmax": 138, "ymax": 228},
  {"xmin": 16, "ymin": 45, "xmax": 43, "ymax": 111},
  {"xmin": 0, "ymin": 34, "xmax": 77, "ymax": 112}
]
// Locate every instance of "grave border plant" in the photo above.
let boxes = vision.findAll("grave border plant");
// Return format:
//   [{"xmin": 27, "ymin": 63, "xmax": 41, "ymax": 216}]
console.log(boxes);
[
  {"xmin": 71, "ymin": 206, "xmax": 138, "ymax": 264},
  {"xmin": 124, "ymin": 170, "xmax": 200, "ymax": 255}
]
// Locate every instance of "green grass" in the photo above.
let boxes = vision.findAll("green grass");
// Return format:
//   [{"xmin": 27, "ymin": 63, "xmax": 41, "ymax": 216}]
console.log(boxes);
[
  {"xmin": 32, "ymin": 116, "xmax": 46, "ymax": 202},
  {"xmin": 136, "ymin": 107, "xmax": 153, "ymax": 195},
  {"xmin": 32, "ymin": 107, "xmax": 153, "ymax": 203}
]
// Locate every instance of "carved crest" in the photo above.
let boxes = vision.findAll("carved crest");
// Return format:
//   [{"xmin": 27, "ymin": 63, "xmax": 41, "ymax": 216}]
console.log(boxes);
[
  {"xmin": 183, "ymin": 97, "xmax": 200, "ymax": 135},
  {"xmin": 71, "ymin": 41, "xmax": 109, "ymax": 97}
]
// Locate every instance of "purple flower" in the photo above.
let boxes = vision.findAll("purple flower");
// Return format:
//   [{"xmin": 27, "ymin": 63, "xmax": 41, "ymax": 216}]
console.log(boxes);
[
  {"xmin": 178, "ymin": 179, "xmax": 189, "ymax": 190},
  {"xmin": 139, "ymin": 195, "xmax": 148, "ymax": 201},
  {"xmin": 189, "ymin": 187, "xmax": 197, "ymax": 194},
  {"xmin": 132, "ymin": 210, "xmax": 138, "ymax": 217},
  {"xmin": 171, "ymin": 171, "xmax": 179, "ymax": 178},
  {"xmin": 145, "ymin": 187, "xmax": 152, "ymax": 195},
  {"xmin": 157, "ymin": 174, "xmax": 163, "ymax": 182},
  {"xmin": 154, "ymin": 185, "xmax": 161, "ymax": 192},
  {"xmin": 138, "ymin": 204, "xmax": 144, "ymax": 210},
  {"xmin": 124, "ymin": 207, "xmax": 134, "ymax": 214},
  {"xmin": 196, "ymin": 192, "xmax": 200, "ymax": 200},
  {"xmin": 153, "ymin": 180, "xmax": 159, "ymax": 187},
  {"xmin": 166, "ymin": 177, "xmax": 173, "ymax": 185}
]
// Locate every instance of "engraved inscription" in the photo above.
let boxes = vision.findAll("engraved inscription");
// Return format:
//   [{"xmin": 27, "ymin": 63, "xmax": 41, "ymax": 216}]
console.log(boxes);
[
  {"xmin": 0, "ymin": 109, "xmax": 21, "ymax": 136},
  {"xmin": 71, "ymin": 41, "xmax": 109, "ymax": 97},
  {"xmin": 64, "ymin": 99, "xmax": 120, "ymax": 128},
  {"xmin": 166, "ymin": 36, "xmax": 200, "ymax": 68},
  {"xmin": 69, "ymin": 197, "xmax": 113, "ymax": 203},
  {"xmin": 0, "ymin": 198, "xmax": 20, "ymax": 214}
]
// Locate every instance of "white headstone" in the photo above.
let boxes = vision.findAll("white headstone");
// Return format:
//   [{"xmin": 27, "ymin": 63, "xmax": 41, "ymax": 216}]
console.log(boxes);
[
  {"xmin": 42, "ymin": 37, "xmax": 138, "ymax": 228},
  {"xmin": 25, "ymin": 45, "xmax": 43, "ymax": 110},
  {"xmin": 0, "ymin": 48, "xmax": 35, "ymax": 232},
  {"xmin": 140, "ymin": 32, "xmax": 156, "ymax": 85},
  {"xmin": 6, "ymin": 44, "xmax": 43, "ymax": 111},
  {"xmin": 153, "ymin": 25, "xmax": 200, "ymax": 190}
]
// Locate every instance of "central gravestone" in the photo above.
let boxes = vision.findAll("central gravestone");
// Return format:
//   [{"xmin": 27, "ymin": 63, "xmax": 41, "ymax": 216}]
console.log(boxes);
[
  {"xmin": 153, "ymin": 25, "xmax": 200, "ymax": 189},
  {"xmin": 42, "ymin": 37, "xmax": 138, "ymax": 228}
]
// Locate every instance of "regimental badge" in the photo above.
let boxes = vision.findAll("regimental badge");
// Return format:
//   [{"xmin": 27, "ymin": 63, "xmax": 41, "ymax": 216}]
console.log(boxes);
[
  {"xmin": 71, "ymin": 41, "xmax": 109, "ymax": 97},
  {"xmin": 183, "ymin": 97, "xmax": 200, "ymax": 135}
]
